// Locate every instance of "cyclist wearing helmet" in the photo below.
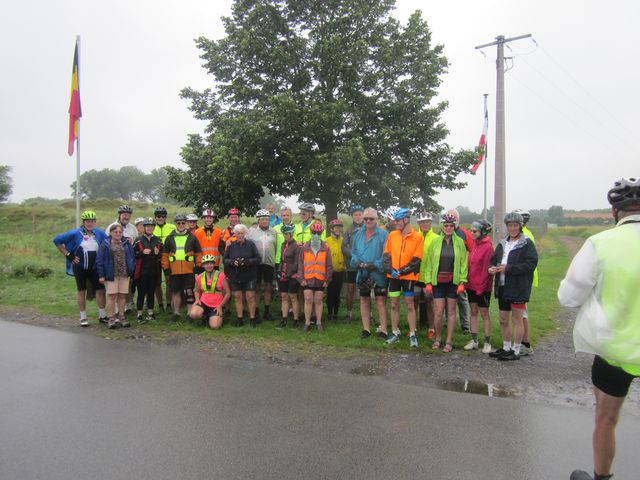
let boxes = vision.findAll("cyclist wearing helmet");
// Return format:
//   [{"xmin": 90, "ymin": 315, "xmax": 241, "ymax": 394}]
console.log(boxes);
[
  {"xmin": 350, "ymin": 208, "xmax": 389, "ymax": 339},
  {"xmin": 325, "ymin": 218, "xmax": 346, "ymax": 322},
  {"xmin": 464, "ymin": 219, "xmax": 494, "ymax": 353},
  {"xmin": 294, "ymin": 202, "xmax": 316, "ymax": 244},
  {"xmin": 247, "ymin": 209, "xmax": 278, "ymax": 321},
  {"xmin": 444, "ymin": 208, "xmax": 472, "ymax": 333},
  {"xmin": 383, "ymin": 207, "xmax": 424, "ymax": 348},
  {"xmin": 297, "ymin": 222, "xmax": 333, "ymax": 332},
  {"xmin": 416, "ymin": 211, "xmax": 438, "ymax": 337},
  {"xmin": 383, "ymin": 206, "xmax": 400, "ymax": 231},
  {"xmin": 107, "ymin": 205, "xmax": 138, "ymax": 243},
  {"xmin": 488, "ymin": 212, "xmax": 538, "ymax": 361},
  {"xmin": 97, "ymin": 224, "xmax": 135, "ymax": 329},
  {"xmin": 161, "ymin": 214, "xmax": 203, "ymax": 322},
  {"xmin": 153, "ymin": 206, "xmax": 176, "ymax": 312},
  {"xmin": 514, "ymin": 208, "xmax": 538, "ymax": 356},
  {"xmin": 422, "ymin": 213, "xmax": 468, "ymax": 352},
  {"xmin": 134, "ymin": 217, "xmax": 145, "ymax": 236},
  {"xmin": 276, "ymin": 223, "xmax": 301, "ymax": 329},
  {"xmin": 273, "ymin": 206, "xmax": 294, "ymax": 279},
  {"xmin": 559, "ymin": 178, "xmax": 640, "ymax": 480},
  {"xmin": 186, "ymin": 214, "xmax": 199, "ymax": 234},
  {"xmin": 341, "ymin": 204, "xmax": 365, "ymax": 323},
  {"xmin": 107, "ymin": 205, "xmax": 138, "ymax": 314},
  {"xmin": 194, "ymin": 208, "xmax": 224, "ymax": 270},
  {"xmin": 190, "ymin": 254, "xmax": 231, "ymax": 329},
  {"xmin": 132, "ymin": 218, "xmax": 162, "ymax": 323},
  {"xmin": 222, "ymin": 208, "xmax": 241, "ymax": 246},
  {"xmin": 53, "ymin": 210, "xmax": 108, "ymax": 326},
  {"xmin": 223, "ymin": 224, "xmax": 261, "ymax": 327},
  {"xmin": 266, "ymin": 202, "xmax": 282, "ymax": 228}
]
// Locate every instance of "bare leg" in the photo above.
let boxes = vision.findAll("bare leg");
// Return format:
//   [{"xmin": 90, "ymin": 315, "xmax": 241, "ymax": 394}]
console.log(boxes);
[
  {"xmin": 303, "ymin": 289, "xmax": 313, "ymax": 324},
  {"xmin": 469, "ymin": 302, "xmax": 479, "ymax": 334},
  {"xmin": 404, "ymin": 296, "xmax": 416, "ymax": 333},
  {"xmin": 376, "ymin": 295, "xmax": 388, "ymax": 334},
  {"xmin": 76, "ymin": 290, "xmax": 87, "ymax": 312},
  {"xmin": 171, "ymin": 292, "xmax": 182, "ymax": 315},
  {"xmin": 313, "ymin": 291, "xmax": 323, "ymax": 324},
  {"xmin": 106, "ymin": 293, "xmax": 117, "ymax": 318},
  {"xmin": 479, "ymin": 307, "xmax": 491, "ymax": 337},
  {"xmin": 425, "ymin": 297, "xmax": 435, "ymax": 330},
  {"xmin": 499, "ymin": 310, "xmax": 511, "ymax": 346},
  {"xmin": 290, "ymin": 293, "xmax": 300, "ymax": 321},
  {"xmin": 593, "ymin": 386, "xmax": 626, "ymax": 476},
  {"xmin": 346, "ymin": 282, "xmax": 356, "ymax": 313},
  {"xmin": 280, "ymin": 292, "xmax": 289, "ymax": 319},
  {"xmin": 390, "ymin": 296, "xmax": 400, "ymax": 332},
  {"xmin": 96, "ymin": 289, "xmax": 106, "ymax": 310},
  {"xmin": 360, "ymin": 296, "xmax": 372, "ymax": 332},
  {"xmin": 245, "ymin": 291, "xmax": 257, "ymax": 318},
  {"xmin": 445, "ymin": 297, "xmax": 457, "ymax": 345},
  {"xmin": 433, "ymin": 298, "xmax": 445, "ymax": 342},
  {"xmin": 116, "ymin": 293, "xmax": 126, "ymax": 321},
  {"xmin": 233, "ymin": 291, "xmax": 244, "ymax": 320}
]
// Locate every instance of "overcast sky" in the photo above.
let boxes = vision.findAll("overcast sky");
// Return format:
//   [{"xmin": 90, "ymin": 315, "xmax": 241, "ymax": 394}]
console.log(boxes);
[{"xmin": 2, "ymin": 0, "xmax": 638, "ymax": 211}]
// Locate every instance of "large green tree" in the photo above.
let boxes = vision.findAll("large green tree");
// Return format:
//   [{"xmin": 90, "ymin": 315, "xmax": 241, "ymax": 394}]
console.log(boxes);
[
  {"xmin": 168, "ymin": 0, "xmax": 473, "ymax": 221},
  {"xmin": 0, "ymin": 165, "xmax": 12, "ymax": 202}
]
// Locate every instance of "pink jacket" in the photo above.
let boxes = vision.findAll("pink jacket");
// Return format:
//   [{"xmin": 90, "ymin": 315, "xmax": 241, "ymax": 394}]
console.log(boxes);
[{"xmin": 467, "ymin": 236, "xmax": 494, "ymax": 294}]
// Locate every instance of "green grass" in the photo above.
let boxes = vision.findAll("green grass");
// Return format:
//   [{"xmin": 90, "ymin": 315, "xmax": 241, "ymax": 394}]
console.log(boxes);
[{"xmin": 0, "ymin": 201, "xmax": 580, "ymax": 353}]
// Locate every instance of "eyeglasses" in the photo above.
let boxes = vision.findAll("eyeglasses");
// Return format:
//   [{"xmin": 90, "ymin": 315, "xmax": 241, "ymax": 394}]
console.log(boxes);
[
  {"xmin": 364, "ymin": 217, "xmax": 376, "ymax": 221},
  {"xmin": 470, "ymin": 229, "xmax": 479, "ymax": 233},
  {"xmin": 176, "ymin": 221, "xmax": 186, "ymax": 225},
  {"xmin": 443, "ymin": 224, "xmax": 455, "ymax": 228}
]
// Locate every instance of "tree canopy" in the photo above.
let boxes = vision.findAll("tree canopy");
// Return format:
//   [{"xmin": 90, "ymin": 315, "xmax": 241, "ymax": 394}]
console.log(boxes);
[
  {"xmin": 70, "ymin": 167, "xmax": 171, "ymax": 202},
  {"xmin": 167, "ymin": 0, "xmax": 474, "ymax": 220}
]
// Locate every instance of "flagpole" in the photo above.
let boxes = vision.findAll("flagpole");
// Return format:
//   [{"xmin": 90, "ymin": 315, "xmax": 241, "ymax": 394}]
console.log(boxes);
[
  {"xmin": 75, "ymin": 35, "xmax": 81, "ymax": 227},
  {"xmin": 483, "ymin": 93, "xmax": 489, "ymax": 221}
]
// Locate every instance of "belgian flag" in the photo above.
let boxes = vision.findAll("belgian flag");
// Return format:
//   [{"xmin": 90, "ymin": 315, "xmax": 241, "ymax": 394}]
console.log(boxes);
[{"xmin": 67, "ymin": 39, "xmax": 81, "ymax": 156}]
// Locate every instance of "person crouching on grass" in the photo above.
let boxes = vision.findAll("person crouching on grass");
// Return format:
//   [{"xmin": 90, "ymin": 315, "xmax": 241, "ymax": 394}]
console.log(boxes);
[
  {"xmin": 190, "ymin": 254, "xmax": 231, "ymax": 329},
  {"xmin": 97, "ymin": 224, "xmax": 135, "ymax": 329},
  {"xmin": 298, "ymin": 222, "xmax": 333, "ymax": 332}
]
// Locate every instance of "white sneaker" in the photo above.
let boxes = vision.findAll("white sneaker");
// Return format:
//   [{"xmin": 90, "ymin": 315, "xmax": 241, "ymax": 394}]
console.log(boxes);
[
  {"xmin": 80, "ymin": 318, "xmax": 89, "ymax": 327},
  {"xmin": 519, "ymin": 345, "xmax": 533, "ymax": 356},
  {"xmin": 409, "ymin": 335, "xmax": 419, "ymax": 348},
  {"xmin": 463, "ymin": 339, "xmax": 479, "ymax": 351},
  {"xmin": 482, "ymin": 343, "xmax": 492, "ymax": 354}
]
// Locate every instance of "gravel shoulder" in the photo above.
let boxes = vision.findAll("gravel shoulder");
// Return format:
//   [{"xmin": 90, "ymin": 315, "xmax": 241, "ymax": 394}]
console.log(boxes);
[{"xmin": 3, "ymin": 235, "xmax": 638, "ymax": 415}]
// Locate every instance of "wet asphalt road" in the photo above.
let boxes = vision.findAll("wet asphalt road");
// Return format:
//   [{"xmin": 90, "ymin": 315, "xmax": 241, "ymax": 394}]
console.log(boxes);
[{"xmin": 0, "ymin": 320, "xmax": 637, "ymax": 480}]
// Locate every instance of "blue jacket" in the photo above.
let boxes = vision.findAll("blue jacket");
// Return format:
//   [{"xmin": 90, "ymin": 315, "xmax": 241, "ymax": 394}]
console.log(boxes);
[
  {"xmin": 96, "ymin": 237, "xmax": 135, "ymax": 281},
  {"xmin": 349, "ymin": 225, "xmax": 389, "ymax": 287},
  {"xmin": 53, "ymin": 227, "xmax": 108, "ymax": 276}
]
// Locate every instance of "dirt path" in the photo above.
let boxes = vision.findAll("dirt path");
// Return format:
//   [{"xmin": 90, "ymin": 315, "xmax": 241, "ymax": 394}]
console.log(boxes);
[{"xmin": 3, "ymin": 235, "xmax": 638, "ymax": 415}]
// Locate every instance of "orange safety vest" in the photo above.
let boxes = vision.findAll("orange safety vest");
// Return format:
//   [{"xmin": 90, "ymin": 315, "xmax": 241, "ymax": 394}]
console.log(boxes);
[
  {"xmin": 194, "ymin": 226, "xmax": 223, "ymax": 267},
  {"xmin": 303, "ymin": 250, "xmax": 328, "ymax": 281}
]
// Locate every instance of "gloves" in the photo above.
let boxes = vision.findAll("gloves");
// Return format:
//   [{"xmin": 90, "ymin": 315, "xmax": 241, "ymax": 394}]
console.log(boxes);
[
  {"xmin": 391, "ymin": 269, "xmax": 400, "ymax": 278},
  {"xmin": 398, "ymin": 265, "xmax": 411, "ymax": 276},
  {"xmin": 456, "ymin": 283, "xmax": 465, "ymax": 295},
  {"xmin": 424, "ymin": 284, "xmax": 433, "ymax": 296}
]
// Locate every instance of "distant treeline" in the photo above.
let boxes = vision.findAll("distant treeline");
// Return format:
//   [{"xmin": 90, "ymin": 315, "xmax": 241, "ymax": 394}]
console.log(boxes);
[{"xmin": 69, "ymin": 167, "xmax": 172, "ymax": 203}]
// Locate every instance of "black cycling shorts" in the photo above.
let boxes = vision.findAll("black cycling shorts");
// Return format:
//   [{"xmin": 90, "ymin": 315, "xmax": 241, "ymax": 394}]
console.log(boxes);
[
  {"xmin": 467, "ymin": 290, "xmax": 491, "ymax": 308},
  {"xmin": 230, "ymin": 279, "xmax": 257, "ymax": 292},
  {"xmin": 169, "ymin": 273, "xmax": 195, "ymax": 293},
  {"xmin": 73, "ymin": 266, "xmax": 104, "ymax": 292},
  {"xmin": 256, "ymin": 264, "xmax": 275, "ymax": 284},
  {"xmin": 279, "ymin": 278, "xmax": 300, "ymax": 294},
  {"xmin": 388, "ymin": 278, "xmax": 415, "ymax": 298},
  {"xmin": 359, "ymin": 286, "xmax": 387, "ymax": 297},
  {"xmin": 302, "ymin": 285, "xmax": 324, "ymax": 292},
  {"xmin": 592, "ymin": 355, "xmax": 638, "ymax": 398}
]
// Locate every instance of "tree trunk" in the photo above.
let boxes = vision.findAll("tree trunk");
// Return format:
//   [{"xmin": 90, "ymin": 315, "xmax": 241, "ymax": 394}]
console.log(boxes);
[{"xmin": 323, "ymin": 196, "xmax": 338, "ymax": 229}]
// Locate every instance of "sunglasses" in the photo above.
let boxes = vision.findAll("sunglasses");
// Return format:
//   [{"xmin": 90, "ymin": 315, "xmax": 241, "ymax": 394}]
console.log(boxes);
[
  {"xmin": 176, "ymin": 221, "xmax": 186, "ymax": 225},
  {"xmin": 364, "ymin": 217, "xmax": 376, "ymax": 221},
  {"xmin": 155, "ymin": 215, "xmax": 166, "ymax": 218}
]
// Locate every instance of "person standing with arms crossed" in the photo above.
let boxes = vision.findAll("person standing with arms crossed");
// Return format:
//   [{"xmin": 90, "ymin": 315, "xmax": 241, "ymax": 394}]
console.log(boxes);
[{"xmin": 559, "ymin": 178, "xmax": 640, "ymax": 480}]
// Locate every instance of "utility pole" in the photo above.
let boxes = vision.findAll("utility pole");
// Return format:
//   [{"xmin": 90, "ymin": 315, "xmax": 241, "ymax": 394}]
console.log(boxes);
[{"xmin": 475, "ymin": 33, "xmax": 531, "ymax": 241}]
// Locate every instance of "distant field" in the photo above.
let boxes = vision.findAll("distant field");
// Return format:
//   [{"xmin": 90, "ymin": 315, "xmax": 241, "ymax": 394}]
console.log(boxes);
[{"xmin": 0, "ymin": 200, "xmax": 594, "ymax": 352}]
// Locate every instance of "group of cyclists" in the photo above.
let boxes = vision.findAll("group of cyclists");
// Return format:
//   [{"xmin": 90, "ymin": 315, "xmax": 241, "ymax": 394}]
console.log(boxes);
[{"xmin": 53, "ymin": 200, "xmax": 539, "ymax": 358}]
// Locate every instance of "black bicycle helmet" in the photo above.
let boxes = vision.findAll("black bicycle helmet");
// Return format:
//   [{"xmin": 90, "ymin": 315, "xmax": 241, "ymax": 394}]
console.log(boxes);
[
  {"xmin": 607, "ymin": 177, "xmax": 640, "ymax": 209},
  {"xmin": 154, "ymin": 206, "xmax": 168, "ymax": 216},
  {"xmin": 174, "ymin": 213, "xmax": 188, "ymax": 222},
  {"xmin": 118, "ymin": 205, "xmax": 133, "ymax": 214}
]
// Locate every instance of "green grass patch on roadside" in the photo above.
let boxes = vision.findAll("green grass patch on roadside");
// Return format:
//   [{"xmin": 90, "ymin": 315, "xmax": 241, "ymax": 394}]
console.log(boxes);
[{"xmin": 0, "ymin": 200, "xmax": 585, "ymax": 353}]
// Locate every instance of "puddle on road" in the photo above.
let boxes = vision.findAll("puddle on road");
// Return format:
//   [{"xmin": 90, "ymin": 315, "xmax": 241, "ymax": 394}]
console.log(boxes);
[
  {"xmin": 436, "ymin": 379, "xmax": 521, "ymax": 398},
  {"xmin": 350, "ymin": 364, "xmax": 386, "ymax": 376}
]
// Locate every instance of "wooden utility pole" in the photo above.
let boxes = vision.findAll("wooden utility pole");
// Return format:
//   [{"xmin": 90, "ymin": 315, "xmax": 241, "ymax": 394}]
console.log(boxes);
[{"xmin": 475, "ymin": 34, "xmax": 531, "ymax": 241}]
